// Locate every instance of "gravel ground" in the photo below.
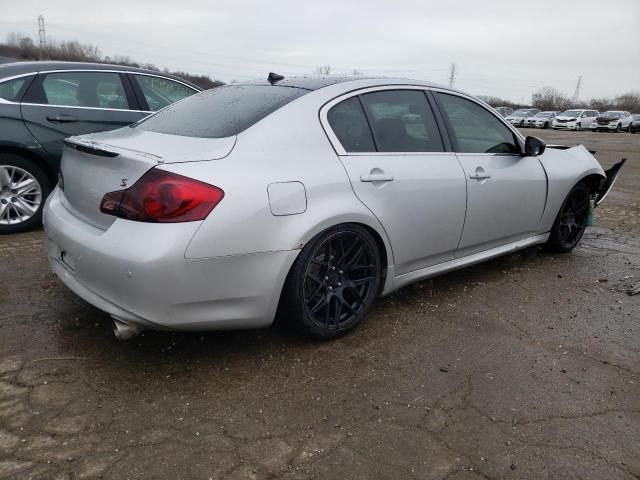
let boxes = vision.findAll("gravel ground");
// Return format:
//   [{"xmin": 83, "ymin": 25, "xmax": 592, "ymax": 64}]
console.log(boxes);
[{"xmin": 0, "ymin": 129, "xmax": 638, "ymax": 480}]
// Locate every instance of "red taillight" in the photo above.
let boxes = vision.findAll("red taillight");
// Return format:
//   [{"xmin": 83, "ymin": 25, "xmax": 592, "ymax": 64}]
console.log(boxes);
[{"xmin": 100, "ymin": 169, "xmax": 224, "ymax": 223}]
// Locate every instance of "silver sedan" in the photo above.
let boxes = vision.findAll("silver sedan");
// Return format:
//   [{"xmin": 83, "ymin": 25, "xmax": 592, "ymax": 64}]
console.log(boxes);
[{"xmin": 43, "ymin": 76, "xmax": 624, "ymax": 341}]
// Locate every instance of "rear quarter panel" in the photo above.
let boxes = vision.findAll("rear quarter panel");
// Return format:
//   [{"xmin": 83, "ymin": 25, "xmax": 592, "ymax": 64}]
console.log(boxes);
[
  {"xmin": 538, "ymin": 145, "xmax": 605, "ymax": 231},
  {"xmin": 162, "ymin": 89, "xmax": 393, "ymax": 266}
]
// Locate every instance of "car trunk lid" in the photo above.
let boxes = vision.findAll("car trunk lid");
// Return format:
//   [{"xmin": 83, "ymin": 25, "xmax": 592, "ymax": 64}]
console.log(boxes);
[{"xmin": 59, "ymin": 129, "xmax": 236, "ymax": 230}]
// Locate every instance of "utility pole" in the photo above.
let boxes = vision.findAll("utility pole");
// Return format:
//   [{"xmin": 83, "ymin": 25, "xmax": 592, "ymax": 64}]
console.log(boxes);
[
  {"xmin": 572, "ymin": 75, "xmax": 582, "ymax": 105},
  {"xmin": 448, "ymin": 63, "xmax": 457, "ymax": 88},
  {"xmin": 38, "ymin": 15, "xmax": 46, "ymax": 59}
]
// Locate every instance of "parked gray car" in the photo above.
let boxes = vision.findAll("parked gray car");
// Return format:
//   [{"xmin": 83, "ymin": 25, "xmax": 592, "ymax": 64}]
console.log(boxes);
[
  {"xmin": 0, "ymin": 61, "xmax": 200, "ymax": 233},
  {"xmin": 43, "ymin": 76, "xmax": 624, "ymax": 341}
]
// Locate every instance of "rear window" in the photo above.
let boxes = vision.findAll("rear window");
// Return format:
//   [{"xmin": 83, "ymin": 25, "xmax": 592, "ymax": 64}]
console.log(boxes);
[
  {"xmin": 136, "ymin": 85, "xmax": 308, "ymax": 138},
  {"xmin": 0, "ymin": 76, "xmax": 30, "ymax": 101}
]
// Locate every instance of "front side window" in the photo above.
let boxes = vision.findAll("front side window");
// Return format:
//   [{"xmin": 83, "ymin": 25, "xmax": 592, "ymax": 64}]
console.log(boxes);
[
  {"xmin": 133, "ymin": 75, "xmax": 197, "ymax": 111},
  {"xmin": 137, "ymin": 85, "xmax": 307, "ymax": 138},
  {"xmin": 327, "ymin": 96, "xmax": 375, "ymax": 152},
  {"xmin": 359, "ymin": 90, "xmax": 443, "ymax": 152},
  {"xmin": 0, "ymin": 77, "xmax": 29, "ymax": 101},
  {"xmin": 436, "ymin": 93, "xmax": 518, "ymax": 154},
  {"xmin": 40, "ymin": 72, "xmax": 129, "ymax": 109}
]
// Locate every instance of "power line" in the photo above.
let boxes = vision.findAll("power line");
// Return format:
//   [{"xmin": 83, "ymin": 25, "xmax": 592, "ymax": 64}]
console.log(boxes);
[
  {"xmin": 37, "ymin": 15, "xmax": 46, "ymax": 56},
  {"xmin": 448, "ymin": 63, "xmax": 457, "ymax": 87},
  {"xmin": 572, "ymin": 75, "xmax": 583, "ymax": 104}
]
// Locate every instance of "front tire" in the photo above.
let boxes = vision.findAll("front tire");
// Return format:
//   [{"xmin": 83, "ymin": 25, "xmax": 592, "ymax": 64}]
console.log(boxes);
[
  {"xmin": 0, "ymin": 154, "xmax": 52, "ymax": 234},
  {"xmin": 544, "ymin": 122, "xmax": 549, "ymax": 129},
  {"xmin": 616, "ymin": 123, "xmax": 622, "ymax": 132},
  {"xmin": 546, "ymin": 183, "xmax": 591, "ymax": 253},
  {"xmin": 280, "ymin": 224, "xmax": 383, "ymax": 340},
  {"xmin": 575, "ymin": 123, "xmax": 582, "ymax": 131}
]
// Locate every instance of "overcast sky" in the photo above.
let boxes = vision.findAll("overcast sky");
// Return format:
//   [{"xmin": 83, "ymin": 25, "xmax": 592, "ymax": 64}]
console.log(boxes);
[{"xmin": 1, "ymin": 0, "xmax": 638, "ymax": 102}]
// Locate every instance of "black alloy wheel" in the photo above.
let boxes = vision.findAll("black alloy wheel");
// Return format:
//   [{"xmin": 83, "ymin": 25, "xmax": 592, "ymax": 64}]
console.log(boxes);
[
  {"xmin": 547, "ymin": 183, "xmax": 591, "ymax": 253},
  {"xmin": 281, "ymin": 225, "xmax": 382, "ymax": 340}
]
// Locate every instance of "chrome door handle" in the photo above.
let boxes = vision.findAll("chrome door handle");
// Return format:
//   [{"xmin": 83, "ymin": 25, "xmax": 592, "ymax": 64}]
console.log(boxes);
[
  {"xmin": 469, "ymin": 173, "xmax": 491, "ymax": 180},
  {"xmin": 361, "ymin": 173, "xmax": 394, "ymax": 182},
  {"xmin": 46, "ymin": 114, "xmax": 79, "ymax": 123},
  {"xmin": 469, "ymin": 167, "xmax": 491, "ymax": 180}
]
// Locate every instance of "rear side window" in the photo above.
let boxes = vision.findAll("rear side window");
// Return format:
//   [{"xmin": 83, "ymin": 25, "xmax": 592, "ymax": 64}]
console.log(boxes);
[
  {"xmin": 0, "ymin": 77, "xmax": 30, "ymax": 101},
  {"xmin": 360, "ymin": 90, "xmax": 444, "ymax": 152},
  {"xmin": 132, "ymin": 75, "xmax": 197, "ymax": 111},
  {"xmin": 327, "ymin": 97, "xmax": 375, "ymax": 152},
  {"xmin": 39, "ymin": 72, "xmax": 129, "ymax": 109},
  {"xmin": 137, "ymin": 85, "xmax": 307, "ymax": 138},
  {"xmin": 436, "ymin": 93, "xmax": 518, "ymax": 154}
]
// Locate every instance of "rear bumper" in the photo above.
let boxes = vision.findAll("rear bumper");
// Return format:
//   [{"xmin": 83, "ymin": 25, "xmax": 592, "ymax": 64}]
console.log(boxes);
[{"xmin": 44, "ymin": 188, "xmax": 298, "ymax": 331}]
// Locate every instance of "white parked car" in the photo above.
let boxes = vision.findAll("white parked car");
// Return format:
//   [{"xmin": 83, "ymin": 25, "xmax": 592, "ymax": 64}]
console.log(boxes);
[
  {"xmin": 552, "ymin": 109, "xmax": 599, "ymax": 131},
  {"xmin": 506, "ymin": 108, "xmax": 540, "ymax": 127},
  {"xmin": 43, "ymin": 76, "xmax": 624, "ymax": 341},
  {"xmin": 525, "ymin": 111, "xmax": 559, "ymax": 129},
  {"xmin": 591, "ymin": 111, "xmax": 633, "ymax": 132}
]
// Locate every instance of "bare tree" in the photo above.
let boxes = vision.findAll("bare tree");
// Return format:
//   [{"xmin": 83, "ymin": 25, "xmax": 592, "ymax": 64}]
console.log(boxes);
[
  {"xmin": 351, "ymin": 69, "xmax": 362, "ymax": 76},
  {"xmin": 531, "ymin": 86, "xmax": 572, "ymax": 111},
  {"xmin": 314, "ymin": 65, "xmax": 332, "ymax": 75},
  {"xmin": 613, "ymin": 92, "xmax": 640, "ymax": 112},
  {"xmin": 477, "ymin": 95, "xmax": 519, "ymax": 109},
  {"xmin": 6, "ymin": 32, "xmax": 23, "ymax": 46}
]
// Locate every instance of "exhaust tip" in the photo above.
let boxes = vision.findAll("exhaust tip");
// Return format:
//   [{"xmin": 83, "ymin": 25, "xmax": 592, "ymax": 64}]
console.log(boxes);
[{"xmin": 112, "ymin": 318, "xmax": 142, "ymax": 341}]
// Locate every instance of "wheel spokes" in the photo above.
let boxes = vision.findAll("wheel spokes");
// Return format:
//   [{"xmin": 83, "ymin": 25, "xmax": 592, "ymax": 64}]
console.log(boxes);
[{"xmin": 303, "ymin": 231, "xmax": 377, "ymax": 330}]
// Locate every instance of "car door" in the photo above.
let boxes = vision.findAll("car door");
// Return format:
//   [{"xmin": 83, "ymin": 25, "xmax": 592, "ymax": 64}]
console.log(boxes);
[
  {"xmin": 433, "ymin": 92, "xmax": 547, "ymax": 258},
  {"xmin": 323, "ymin": 88, "xmax": 467, "ymax": 275},
  {"xmin": 20, "ymin": 70, "xmax": 146, "ymax": 159}
]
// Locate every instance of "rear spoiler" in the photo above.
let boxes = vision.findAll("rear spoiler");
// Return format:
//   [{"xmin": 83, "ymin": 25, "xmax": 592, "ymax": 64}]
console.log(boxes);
[
  {"xmin": 595, "ymin": 158, "xmax": 626, "ymax": 206},
  {"xmin": 63, "ymin": 139, "xmax": 119, "ymax": 158}
]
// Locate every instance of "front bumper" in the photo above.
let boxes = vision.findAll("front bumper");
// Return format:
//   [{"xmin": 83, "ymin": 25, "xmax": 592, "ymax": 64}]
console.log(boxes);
[
  {"xmin": 592, "ymin": 123, "xmax": 618, "ymax": 131},
  {"xmin": 553, "ymin": 122, "xmax": 577, "ymax": 130},
  {"xmin": 44, "ymin": 188, "xmax": 298, "ymax": 331}
]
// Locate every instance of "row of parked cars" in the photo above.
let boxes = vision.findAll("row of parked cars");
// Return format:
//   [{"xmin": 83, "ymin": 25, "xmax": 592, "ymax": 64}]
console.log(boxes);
[{"xmin": 496, "ymin": 107, "xmax": 640, "ymax": 133}]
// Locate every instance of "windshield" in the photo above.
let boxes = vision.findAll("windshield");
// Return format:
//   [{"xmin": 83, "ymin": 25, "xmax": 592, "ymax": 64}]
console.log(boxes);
[
  {"xmin": 534, "ymin": 112, "xmax": 550, "ymax": 118},
  {"xmin": 511, "ymin": 109, "xmax": 530, "ymax": 116},
  {"xmin": 136, "ymin": 85, "xmax": 308, "ymax": 138},
  {"xmin": 602, "ymin": 111, "xmax": 622, "ymax": 119},
  {"xmin": 632, "ymin": 114, "xmax": 640, "ymax": 120},
  {"xmin": 560, "ymin": 110, "xmax": 581, "ymax": 117}
]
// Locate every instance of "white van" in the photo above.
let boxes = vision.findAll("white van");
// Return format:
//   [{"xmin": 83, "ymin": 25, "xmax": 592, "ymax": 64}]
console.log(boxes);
[{"xmin": 552, "ymin": 109, "xmax": 599, "ymax": 131}]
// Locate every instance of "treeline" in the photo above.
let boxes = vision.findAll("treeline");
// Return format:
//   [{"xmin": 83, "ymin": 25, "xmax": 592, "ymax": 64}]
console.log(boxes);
[
  {"xmin": 1, "ymin": 32, "xmax": 224, "ymax": 90},
  {"xmin": 480, "ymin": 86, "xmax": 640, "ymax": 113}
]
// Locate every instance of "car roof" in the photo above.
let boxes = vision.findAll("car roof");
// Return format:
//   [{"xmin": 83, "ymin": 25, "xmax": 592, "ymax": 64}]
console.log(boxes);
[
  {"xmin": 240, "ymin": 75, "xmax": 449, "ymax": 92},
  {"xmin": 0, "ymin": 61, "xmax": 200, "ymax": 89}
]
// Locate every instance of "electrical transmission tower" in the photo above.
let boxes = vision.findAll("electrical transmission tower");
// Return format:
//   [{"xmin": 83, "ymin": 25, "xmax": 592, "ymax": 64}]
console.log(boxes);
[
  {"xmin": 572, "ymin": 75, "xmax": 583, "ymax": 104},
  {"xmin": 38, "ymin": 15, "xmax": 46, "ymax": 56},
  {"xmin": 448, "ymin": 63, "xmax": 457, "ymax": 87}
]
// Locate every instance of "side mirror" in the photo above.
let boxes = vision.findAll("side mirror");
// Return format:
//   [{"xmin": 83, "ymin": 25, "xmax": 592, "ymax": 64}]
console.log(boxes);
[{"xmin": 524, "ymin": 136, "xmax": 546, "ymax": 156}]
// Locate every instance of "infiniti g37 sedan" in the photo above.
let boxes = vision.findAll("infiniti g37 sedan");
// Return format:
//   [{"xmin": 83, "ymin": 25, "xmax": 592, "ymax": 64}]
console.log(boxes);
[
  {"xmin": 0, "ymin": 61, "xmax": 200, "ymax": 233},
  {"xmin": 43, "ymin": 76, "xmax": 624, "ymax": 341}
]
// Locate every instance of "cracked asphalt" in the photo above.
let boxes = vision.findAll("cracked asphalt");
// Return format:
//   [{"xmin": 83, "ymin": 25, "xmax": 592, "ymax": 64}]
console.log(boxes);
[{"xmin": 0, "ymin": 129, "xmax": 638, "ymax": 480}]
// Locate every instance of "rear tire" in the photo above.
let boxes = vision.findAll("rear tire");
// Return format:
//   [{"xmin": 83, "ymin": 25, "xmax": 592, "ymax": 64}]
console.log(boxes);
[
  {"xmin": 0, "ymin": 154, "xmax": 52, "ymax": 234},
  {"xmin": 546, "ymin": 183, "xmax": 591, "ymax": 253},
  {"xmin": 279, "ymin": 224, "xmax": 383, "ymax": 340}
]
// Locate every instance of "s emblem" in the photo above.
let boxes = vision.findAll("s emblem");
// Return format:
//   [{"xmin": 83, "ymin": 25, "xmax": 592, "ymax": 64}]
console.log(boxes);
[{"xmin": 120, "ymin": 179, "xmax": 128, "ymax": 187}]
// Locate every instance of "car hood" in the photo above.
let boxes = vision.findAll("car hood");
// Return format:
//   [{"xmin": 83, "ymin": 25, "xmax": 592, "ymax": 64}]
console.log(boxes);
[
  {"xmin": 555, "ymin": 116, "xmax": 577, "ymax": 121},
  {"xmin": 596, "ymin": 116, "xmax": 618, "ymax": 122},
  {"xmin": 70, "ymin": 127, "xmax": 237, "ymax": 164}
]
